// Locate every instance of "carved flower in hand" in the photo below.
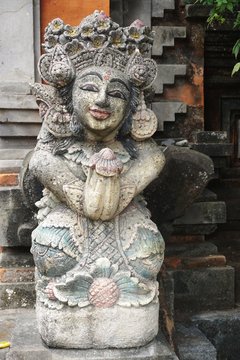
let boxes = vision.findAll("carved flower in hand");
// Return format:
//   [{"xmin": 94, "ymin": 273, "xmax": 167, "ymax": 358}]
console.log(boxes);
[
  {"xmin": 64, "ymin": 25, "xmax": 80, "ymax": 39},
  {"xmin": 109, "ymin": 29, "xmax": 127, "ymax": 49},
  {"xmin": 51, "ymin": 258, "xmax": 157, "ymax": 308},
  {"xmin": 89, "ymin": 148, "xmax": 123, "ymax": 176}
]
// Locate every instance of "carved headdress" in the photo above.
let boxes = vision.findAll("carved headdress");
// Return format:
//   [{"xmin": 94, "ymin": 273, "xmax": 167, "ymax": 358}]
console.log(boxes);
[{"xmin": 35, "ymin": 10, "xmax": 158, "ymax": 141}]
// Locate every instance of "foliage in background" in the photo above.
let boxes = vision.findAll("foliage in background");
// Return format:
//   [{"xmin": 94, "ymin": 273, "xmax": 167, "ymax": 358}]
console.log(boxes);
[{"xmin": 197, "ymin": 0, "xmax": 240, "ymax": 75}]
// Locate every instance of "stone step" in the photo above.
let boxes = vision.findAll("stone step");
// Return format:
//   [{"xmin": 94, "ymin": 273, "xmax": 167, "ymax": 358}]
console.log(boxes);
[
  {"xmin": 152, "ymin": 101, "xmax": 187, "ymax": 131},
  {"xmin": 0, "ymin": 267, "xmax": 34, "ymax": 283},
  {"xmin": 0, "ymin": 247, "xmax": 34, "ymax": 267},
  {"xmin": 0, "ymin": 187, "xmax": 33, "ymax": 247},
  {"xmin": 0, "ymin": 282, "xmax": 35, "ymax": 310},
  {"xmin": 175, "ymin": 323, "xmax": 217, "ymax": 360},
  {"xmin": 0, "ymin": 309, "xmax": 179, "ymax": 360},
  {"xmin": 154, "ymin": 65, "xmax": 187, "ymax": 95},
  {"xmin": 152, "ymin": 0, "xmax": 175, "ymax": 18},
  {"xmin": 172, "ymin": 266, "xmax": 235, "ymax": 312},
  {"xmin": 192, "ymin": 308, "xmax": 240, "ymax": 360},
  {"xmin": 152, "ymin": 26, "xmax": 186, "ymax": 56}
]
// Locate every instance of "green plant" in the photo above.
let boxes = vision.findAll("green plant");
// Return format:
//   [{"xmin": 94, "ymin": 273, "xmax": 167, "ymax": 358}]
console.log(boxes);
[{"xmin": 197, "ymin": 0, "xmax": 240, "ymax": 75}]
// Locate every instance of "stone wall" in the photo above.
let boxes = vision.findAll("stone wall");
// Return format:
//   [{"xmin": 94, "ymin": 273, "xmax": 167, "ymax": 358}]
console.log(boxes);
[{"xmin": 0, "ymin": 0, "xmax": 235, "ymax": 317}]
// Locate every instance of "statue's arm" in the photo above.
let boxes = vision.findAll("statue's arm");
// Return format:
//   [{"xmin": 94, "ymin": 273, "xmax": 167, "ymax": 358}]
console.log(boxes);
[
  {"xmin": 126, "ymin": 144, "xmax": 165, "ymax": 195},
  {"xmin": 116, "ymin": 142, "xmax": 165, "ymax": 214},
  {"xmin": 29, "ymin": 149, "xmax": 84, "ymax": 213}
]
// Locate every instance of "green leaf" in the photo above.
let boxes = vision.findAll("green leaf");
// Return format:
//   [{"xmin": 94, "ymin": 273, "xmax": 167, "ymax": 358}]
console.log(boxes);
[
  {"xmin": 232, "ymin": 39, "xmax": 240, "ymax": 59},
  {"xmin": 231, "ymin": 62, "xmax": 240, "ymax": 76}
]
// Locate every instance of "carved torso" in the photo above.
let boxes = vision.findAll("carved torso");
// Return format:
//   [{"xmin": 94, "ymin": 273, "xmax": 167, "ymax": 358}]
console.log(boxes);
[
  {"xmin": 28, "ymin": 10, "xmax": 166, "ymax": 349},
  {"xmin": 31, "ymin": 139, "xmax": 164, "ymax": 310}
]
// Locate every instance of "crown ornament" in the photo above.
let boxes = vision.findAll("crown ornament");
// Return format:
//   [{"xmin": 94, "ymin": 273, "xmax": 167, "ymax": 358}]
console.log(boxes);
[
  {"xmin": 39, "ymin": 10, "xmax": 157, "ymax": 90},
  {"xmin": 36, "ymin": 10, "xmax": 159, "ymax": 141}
]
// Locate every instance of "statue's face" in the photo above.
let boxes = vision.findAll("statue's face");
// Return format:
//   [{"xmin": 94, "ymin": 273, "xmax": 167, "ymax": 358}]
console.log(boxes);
[{"xmin": 72, "ymin": 66, "xmax": 131, "ymax": 140}]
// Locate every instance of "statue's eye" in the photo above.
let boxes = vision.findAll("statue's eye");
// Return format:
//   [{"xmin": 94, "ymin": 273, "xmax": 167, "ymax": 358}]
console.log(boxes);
[
  {"xmin": 108, "ymin": 90, "xmax": 126, "ymax": 100},
  {"xmin": 80, "ymin": 84, "xmax": 99, "ymax": 92}
]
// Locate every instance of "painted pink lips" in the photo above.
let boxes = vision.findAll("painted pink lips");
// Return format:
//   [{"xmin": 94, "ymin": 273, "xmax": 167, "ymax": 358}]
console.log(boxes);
[{"xmin": 89, "ymin": 107, "xmax": 111, "ymax": 120}]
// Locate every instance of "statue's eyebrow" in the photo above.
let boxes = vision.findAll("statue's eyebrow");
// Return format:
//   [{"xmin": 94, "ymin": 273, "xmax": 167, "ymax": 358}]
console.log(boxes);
[
  {"xmin": 78, "ymin": 72, "xmax": 102, "ymax": 80},
  {"xmin": 110, "ymin": 78, "xmax": 130, "ymax": 92}
]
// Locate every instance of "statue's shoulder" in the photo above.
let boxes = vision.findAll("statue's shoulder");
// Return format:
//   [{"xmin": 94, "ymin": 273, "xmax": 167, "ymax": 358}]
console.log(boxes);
[
  {"xmin": 135, "ymin": 139, "xmax": 165, "ymax": 167},
  {"xmin": 135, "ymin": 138, "xmax": 162, "ymax": 152}
]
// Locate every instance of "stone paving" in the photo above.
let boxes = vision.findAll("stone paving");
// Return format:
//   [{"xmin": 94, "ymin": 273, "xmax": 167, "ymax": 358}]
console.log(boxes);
[{"xmin": 0, "ymin": 309, "xmax": 178, "ymax": 360}]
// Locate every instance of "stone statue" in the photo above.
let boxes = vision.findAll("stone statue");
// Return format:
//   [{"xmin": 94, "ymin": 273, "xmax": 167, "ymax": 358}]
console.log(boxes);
[{"xmin": 29, "ymin": 11, "xmax": 166, "ymax": 349}]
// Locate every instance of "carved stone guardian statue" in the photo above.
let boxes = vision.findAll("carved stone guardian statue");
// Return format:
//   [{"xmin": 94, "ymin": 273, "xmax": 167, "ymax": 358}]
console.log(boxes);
[{"xmin": 29, "ymin": 10, "xmax": 166, "ymax": 349}]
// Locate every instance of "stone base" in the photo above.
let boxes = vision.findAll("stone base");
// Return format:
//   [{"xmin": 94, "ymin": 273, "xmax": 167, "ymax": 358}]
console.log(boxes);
[
  {"xmin": 37, "ymin": 301, "xmax": 159, "ymax": 349},
  {"xmin": 1, "ymin": 309, "xmax": 178, "ymax": 360}
]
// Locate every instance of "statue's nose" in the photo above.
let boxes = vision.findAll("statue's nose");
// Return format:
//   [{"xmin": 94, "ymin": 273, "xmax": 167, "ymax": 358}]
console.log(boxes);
[{"xmin": 95, "ymin": 88, "xmax": 110, "ymax": 108}]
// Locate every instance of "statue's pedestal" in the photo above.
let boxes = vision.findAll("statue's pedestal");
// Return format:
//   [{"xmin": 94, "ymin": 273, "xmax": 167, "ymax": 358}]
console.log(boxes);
[{"xmin": 4, "ymin": 309, "xmax": 178, "ymax": 360}]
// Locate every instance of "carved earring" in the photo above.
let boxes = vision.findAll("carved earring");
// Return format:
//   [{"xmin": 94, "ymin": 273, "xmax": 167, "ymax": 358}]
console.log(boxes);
[
  {"xmin": 70, "ymin": 111, "xmax": 84, "ymax": 139},
  {"xmin": 45, "ymin": 105, "xmax": 72, "ymax": 137},
  {"xmin": 130, "ymin": 91, "xmax": 158, "ymax": 141}
]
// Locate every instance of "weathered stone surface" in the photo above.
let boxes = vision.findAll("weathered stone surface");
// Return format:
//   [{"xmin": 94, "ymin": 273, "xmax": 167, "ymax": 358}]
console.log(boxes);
[
  {"xmin": 0, "ymin": 0, "xmax": 35, "ymax": 83},
  {"xmin": 26, "ymin": 12, "xmax": 168, "ymax": 350},
  {"xmin": 173, "ymin": 201, "xmax": 226, "ymax": 226},
  {"xmin": 0, "ymin": 174, "xmax": 18, "ymax": 187},
  {"xmin": 172, "ymin": 266, "xmax": 235, "ymax": 312},
  {"xmin": 0, "ymin": 187, "xmax": 33, "ymax": 247},
  {"xmin": 175, "ymin": 323, "xmax": 217, "ymax": 360},
  {"xmin": 192, "ymin": 309, "xmax": 240, "ymax": 360},
  {"xmin": 191, "ymin": 143, "xmax": 233, "ymax": 157},
  {"xmin": 165, "ymin": 242, "xmax": 218, "ymax": 258},
  {"xmin": 185, "ymin": 4, "xmax": 211, "ymax": 18},
  {"xmin": 0, "ymin": 81, "xmax": 31, "ymax": 94},
  {"xmin": 181, "ymin": 255, "xmax": 226, "ymax": 269},
  {"xmin": 158, "ymin": 271, "xmax": 175, "ymax": 347},
  {"xmin": 193, "ymin": 131, "xmax": 228, "ymax": 144},
  {"xmin": 233, "ymin": 263, "xmax": 240, "ymax": 303},
  {"xmin": 3, "ymin": 309, "xmax": 178, "ymax": 360},
  {"xmin": 0, "ymin": 267, "xmax": 34, "ymax": 283},
  {"xmin": 165, "ymin": 255, "xmax": 226, "ymax": 270},
  {"xmin": 145, "ymin": 146, "xmax": 214, "ymax": 230},
  {"xmin": 0, "ymin": 94, "xmax": 38, "ymax": 109},
  {"xmin": 111, "ymin": 0, "xmax": 123, "ymax": 26},
  {"xmin": 152, "ymin": 27, "xmax": 186, "ymax": 56},
  {"xmin": 0, "ymin": 123, "xmax": 40, "ymax": 137},
  {"xmin": 0, "ymin": 109, "xmax": 40, "ymax": 124},
  {"xmin": 0, "ymin": 160, "xmax": 23, "ymax": 173},
  {"xmin": 37, "ymin": 302, "xmax": 159, "ymax": 349},
  {"xmin": 152, "ymin": 102, "xmax": 187, "ymax": 131},
  {"xmin": 123, "ymin": 0, "xmax": 151, "ymax": 27},
  {"xmin": 152, "ymin": 0, "xmax": 175, "ymax": 18},
  {"xmin": 0, "ymin": 282, "xmax": 35, "ymax": 309},
  {"xmin": 154, "ymin": 65, "xmax": 187, "ymax": 95},
  {"xmin": 0, "ymin": 309, "xmax": 16, "ymax": 359},
  {"xmin": 195, "ymin": 188, "xmax": 217, "ymax": 202},
  {"xmin": 173, "ymin": 224, "xmax": 218, "ymax": 236},
  {"xmin": 0, "ymin": 247, "xmax": 33, "ymax": 267},
  {"xmin": 168, "ymin": 235, "xmax": 205, "ymax": 244}
]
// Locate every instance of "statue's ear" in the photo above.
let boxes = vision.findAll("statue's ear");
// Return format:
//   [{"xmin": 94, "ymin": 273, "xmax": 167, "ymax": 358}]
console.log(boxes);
[
  {"xmin": 38, "ymin": 45, "xmax": 75, "ymax": 87},
  {"xmin": 31, "ymin": 83, "xmax": 72, "ymax": 138},
  {"xmin": 31, "ymin": 83, "xmax": 58, "ymax": 120},
  {"xmin": 126, "ymin": 50, "xmax": 157, "ymax": 89}
]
